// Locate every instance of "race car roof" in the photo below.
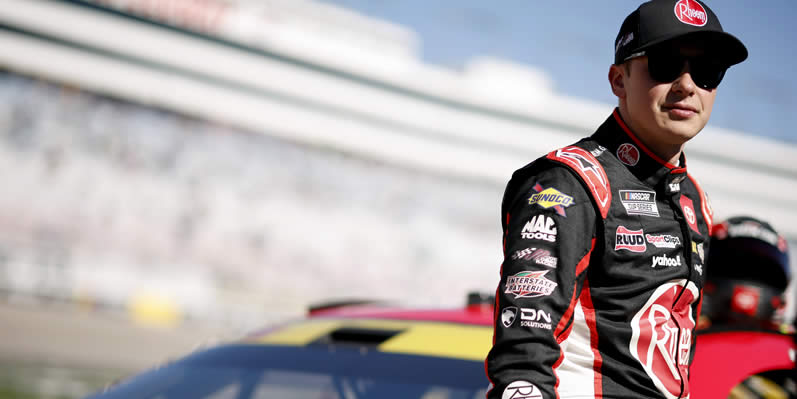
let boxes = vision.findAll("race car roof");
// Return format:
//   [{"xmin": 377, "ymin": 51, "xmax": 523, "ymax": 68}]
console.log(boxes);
[{"xmin": 244, "ymin": 315, "xmax": 493, "ymax": 362}]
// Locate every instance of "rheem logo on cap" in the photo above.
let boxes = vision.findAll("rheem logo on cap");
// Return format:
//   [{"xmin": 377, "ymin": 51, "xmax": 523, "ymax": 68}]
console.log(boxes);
[{"xmin": 674, "ymin": 0, "xmax": 708, "ymax": 27}]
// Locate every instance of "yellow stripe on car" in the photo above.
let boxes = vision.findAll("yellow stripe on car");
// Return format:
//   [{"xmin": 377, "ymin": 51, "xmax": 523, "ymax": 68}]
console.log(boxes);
[
  {"xmin": 378, "ymin": 323, "xmax": 492, "ymax": 361},
  {"xmin": 248, "ymin": 318, "xmax": 493, "ymax": 361},
  {"xmin": 250, "ymin": 319, "xmax": 343, "ymax": 345}
]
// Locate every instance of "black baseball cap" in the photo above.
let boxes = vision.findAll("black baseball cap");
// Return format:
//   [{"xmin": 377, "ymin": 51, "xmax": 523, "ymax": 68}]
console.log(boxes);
[{"xmin": 614, "ymin": 0, "xmax": 748, "ymax": 66}]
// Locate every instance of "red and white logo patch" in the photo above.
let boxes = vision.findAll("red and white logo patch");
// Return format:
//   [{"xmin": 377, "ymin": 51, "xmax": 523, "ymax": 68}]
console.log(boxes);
[
  {"xmin": 630, "ymin": 281, "xmax": 699, "ymax": 399},
  {"xmin": 617, "ymin": 143, "xmax": 640, "ymax": 166},
  {"xmin": 679, "ymin": 195, "xmax": 700, "ymax": 234},
  {"xmin": 615, "ymin": 226, "xmax": 646, "ymax": 252},
  {"xmin": 502, "ymin": 380, "xmax": 543, "ymax": 399},
  {"xmin": 674, "ymin": 0, "xmax": 708, "ymax": 27},
  {"xmin": 731, "ymin": 285, "xmax": 761, "ymax": 317}
]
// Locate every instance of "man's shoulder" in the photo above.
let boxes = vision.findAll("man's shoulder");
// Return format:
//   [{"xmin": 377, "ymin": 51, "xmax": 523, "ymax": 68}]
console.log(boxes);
[
  {"xmin": 507, "ymin": 138, "xmax": 612, "ymax": 217},
  {"xmin": 511, "ymin": 138, "xmax": 601, "ymax": 177}
]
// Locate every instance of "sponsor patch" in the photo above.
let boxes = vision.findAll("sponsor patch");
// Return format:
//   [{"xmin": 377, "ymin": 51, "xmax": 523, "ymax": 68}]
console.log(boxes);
[
  {"xmin": 615, "ymin": 32, "xmax": 634, "ymax": 53},
  {"xmin": 674, "ymin": 0, "xmax": 708, "ymax": 27},
  {"xmin": 615, "ymin": 226, "xmax": 646, "ymax": 252},
  {"xmin": 694, "ymin": 263, "xmax": 703, "ymax": 276},
  {"xmin": 501, "ymin": 307, "xmax": 518, "ymax": 328},
  {"xmin": 646, "ymin": 234, "xmax": 681, "ymax": 249},
  {"xmin": 505, "ymin": 270, "xmax": 558, "ymax": 299},
  {"xmin": 512, "ymin": 247, "xmax": 558, "ymax": 268},
  {"xmin": 731, "ymin": 285, "xmax": 761, "ymax": 316},
  {"xmin": 691, "ymin": 241, "xmax": 705, "ymax": 263},
  {"xmin": 534, "ymin": 254, "xmax": 558, "ymax": 268},
  {"xmin": 528, "ymin": 183, "xmax": 573, "ymax": 217},
  {"xmin": 651, "ymin": 253, "xmax": 682, "ymax": 268},
  {"xmin": 502, "ymin": 380, "xmax": 543, "ymax": 399},
  {"xmin": 620, "ymin": 190, "xmax": 659, "ymax": 217},
  {"xmin": 668, "ymin": 182, "xmax": 680, "ymax": 193},
  {"xmin": 679, "ymin": 195, "xmax": 700, "ymax": 233},
  {"xmin": 630, "ymin": 281, "xmax": 699, "ymax": 397},
  {"xmin": 520, "ymin": 307, "xmax": 552, "ymax": 330},
  {"xmin": 617, "ymin": 143, "xmax": 640, "ymax": 166},
  {"xmin": 520, "ymin": 215, "xmax": 557, "ymax": 242},
  {"xmin": 591, "ymin": 145, "xmax": 607, "ymax": 157}
]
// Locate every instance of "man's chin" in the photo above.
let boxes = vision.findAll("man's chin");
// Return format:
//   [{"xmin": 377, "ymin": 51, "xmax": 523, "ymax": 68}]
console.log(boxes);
[{"xmin": 662, "ymin": 120, "xmax": 705, "ymax": 142}]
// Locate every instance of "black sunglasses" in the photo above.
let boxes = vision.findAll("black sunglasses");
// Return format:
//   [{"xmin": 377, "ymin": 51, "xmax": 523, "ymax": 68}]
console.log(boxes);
[{"xmin": 625, "ymin": 50, "xmax": 728, "ymax": 90}]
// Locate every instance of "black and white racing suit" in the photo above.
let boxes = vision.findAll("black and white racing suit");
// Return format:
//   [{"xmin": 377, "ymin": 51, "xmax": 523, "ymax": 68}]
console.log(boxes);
[{"xmin": 486, "ymin": 109, "xmax": 713, "ymax": 399}]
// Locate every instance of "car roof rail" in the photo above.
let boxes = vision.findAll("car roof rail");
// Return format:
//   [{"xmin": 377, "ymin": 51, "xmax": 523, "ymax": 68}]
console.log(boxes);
[
  {"xmin": 309, "ymin": 326, "xmax": 403, "ymax": 347},
  {"xmin": 307, "ymin": 298, "xmax": 387, "ymax": 315}
]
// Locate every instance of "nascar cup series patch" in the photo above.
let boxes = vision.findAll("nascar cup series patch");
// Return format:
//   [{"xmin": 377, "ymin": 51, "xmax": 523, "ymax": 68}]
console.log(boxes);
[
  {"xmin": 528, "ymin": 183, "xmax": 573, "ymax": 217},
  {"xmin": 620, "ymin": 190, "xmax": 659, "ymax": 217}
]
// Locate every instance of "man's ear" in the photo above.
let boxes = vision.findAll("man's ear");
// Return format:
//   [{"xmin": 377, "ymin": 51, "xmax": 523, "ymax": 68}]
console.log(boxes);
[{"xmin": 609, "ymin": 64, "xmax": 626, "ymax": 99}]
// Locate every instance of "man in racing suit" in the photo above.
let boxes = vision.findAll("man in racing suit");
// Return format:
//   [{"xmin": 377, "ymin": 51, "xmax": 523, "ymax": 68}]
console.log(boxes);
[{"xmin": 485, "ymin": 1, "xmax": 748, "ymax": 398}]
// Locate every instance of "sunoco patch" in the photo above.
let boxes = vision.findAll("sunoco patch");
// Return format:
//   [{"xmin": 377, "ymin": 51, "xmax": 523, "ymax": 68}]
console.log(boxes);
[
  {"xmin": 528, "ymin": 183, "xmax": 573, "ymax": 217},
  {"xmin": 620, "ymin": 190, "xmax": 659, "ymax": 217}
]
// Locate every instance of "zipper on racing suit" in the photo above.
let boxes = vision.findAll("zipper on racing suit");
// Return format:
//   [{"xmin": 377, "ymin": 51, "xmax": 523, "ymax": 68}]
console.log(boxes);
[{"xmin": 665, "ymin": 173, "xmax": 695, "ymax": 398}]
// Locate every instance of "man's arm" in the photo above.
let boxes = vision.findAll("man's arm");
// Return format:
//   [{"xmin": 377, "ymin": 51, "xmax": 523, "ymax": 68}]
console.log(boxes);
[{"xmin": 485, "ymin": 164, "xmax": 598, "ymax": 399}]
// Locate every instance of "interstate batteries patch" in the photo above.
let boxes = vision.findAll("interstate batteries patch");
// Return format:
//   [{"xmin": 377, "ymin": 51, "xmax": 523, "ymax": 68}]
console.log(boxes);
[
  {"xmin": 619, "ymin": 190, "xmax": 659, "ymax": 217},
  {"xmin": 528, "ymin": 183, "xmax": 574, "ymax": 217},
  {"xmin": 505, "ymin": 270, "xmax": 558, "ymax": 299}
]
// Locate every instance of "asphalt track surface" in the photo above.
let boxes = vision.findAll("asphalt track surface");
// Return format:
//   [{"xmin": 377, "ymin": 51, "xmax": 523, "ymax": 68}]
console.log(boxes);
[{"xmin": 0, "ymin": 300, "xmax": 229, "ymax": 373}]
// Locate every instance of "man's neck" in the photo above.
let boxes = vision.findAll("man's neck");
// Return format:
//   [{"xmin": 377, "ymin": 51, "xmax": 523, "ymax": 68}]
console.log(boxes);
[{"xmin": 617, "ymin": 108, "xmax": 685, "ymax": 166}]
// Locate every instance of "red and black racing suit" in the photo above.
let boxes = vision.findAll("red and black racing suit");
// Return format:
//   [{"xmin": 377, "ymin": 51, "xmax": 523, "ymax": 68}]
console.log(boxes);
[{"xmin": 486, "ymin": 109, "xmax": 713, "ymax": 399}]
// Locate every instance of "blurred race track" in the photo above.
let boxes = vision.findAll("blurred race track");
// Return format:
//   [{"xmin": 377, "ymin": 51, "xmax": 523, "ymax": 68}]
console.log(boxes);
[{"xmin": 0, "ymin": 300, "xmax": 230, "ymax": 398}]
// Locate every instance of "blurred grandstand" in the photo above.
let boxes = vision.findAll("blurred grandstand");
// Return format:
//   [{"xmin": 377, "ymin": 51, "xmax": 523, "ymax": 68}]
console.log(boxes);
[{"xmin": 0, "ymin": 1, "xmax": 796, "ymax": 396}]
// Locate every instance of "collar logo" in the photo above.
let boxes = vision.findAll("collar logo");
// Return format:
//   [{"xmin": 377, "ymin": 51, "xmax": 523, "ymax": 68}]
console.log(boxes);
[
  {"xmin": 674, "ymin": 0, "xmax": 708, "ymax": 27},
  {"xmin": 617, "ymin": 143, "xmax": 640, "ymax": 166}
]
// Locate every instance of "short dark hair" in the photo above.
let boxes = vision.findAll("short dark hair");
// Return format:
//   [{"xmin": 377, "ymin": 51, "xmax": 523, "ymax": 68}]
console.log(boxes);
[{"xmin": 623, "ymin": 60, "xmax": 633, "ymax": 75}]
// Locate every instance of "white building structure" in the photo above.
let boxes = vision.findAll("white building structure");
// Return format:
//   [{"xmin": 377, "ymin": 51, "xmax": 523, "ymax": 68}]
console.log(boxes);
[{"xmin": 0, "ymin": 0, "xmax": 795, "ymax": 326}]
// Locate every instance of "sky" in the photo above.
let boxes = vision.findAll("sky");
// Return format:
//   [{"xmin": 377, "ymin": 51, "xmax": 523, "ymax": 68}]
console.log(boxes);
[{"xmin": 320, "ymin": 0, "xmax": 797, "ymax": 145}]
